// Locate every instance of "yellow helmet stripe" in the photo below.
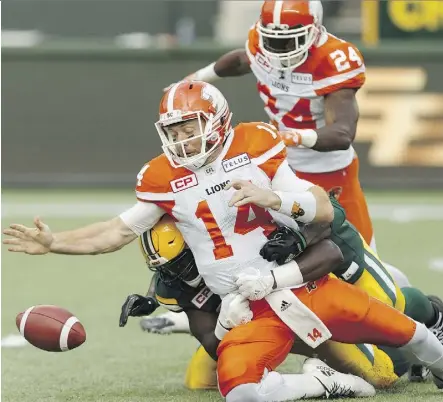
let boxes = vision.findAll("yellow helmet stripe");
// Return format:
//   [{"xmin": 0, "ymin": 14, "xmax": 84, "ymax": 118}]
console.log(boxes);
[
  {"xmin": 140, "ymin": 229, "xmax": 163, "ymax": 264},
  {"xmin": 155, "ymin": 294, "xmax": 179, "ymax": 306}
]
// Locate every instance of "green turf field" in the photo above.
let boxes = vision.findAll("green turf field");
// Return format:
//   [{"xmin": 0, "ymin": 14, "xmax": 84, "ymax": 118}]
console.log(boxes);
[{"xmin": 2, "ymin": 190, "xmax": 443, "ymax": 401}]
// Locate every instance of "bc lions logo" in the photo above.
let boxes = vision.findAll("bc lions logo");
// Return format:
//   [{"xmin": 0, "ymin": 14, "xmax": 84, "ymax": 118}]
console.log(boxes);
[{"xmin": 328, "ymin": 186, "xmax": 343, "ymax": 200}]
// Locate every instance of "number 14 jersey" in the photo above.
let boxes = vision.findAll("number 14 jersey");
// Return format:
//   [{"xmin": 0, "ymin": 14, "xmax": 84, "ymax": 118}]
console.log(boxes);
[
  {"xmin": 136, "ymin": 123, "xmax": 312, "ymax": 296},
  {"xmin": 246, "ymin": 24, "xmax": 366, "ymax": 173}
]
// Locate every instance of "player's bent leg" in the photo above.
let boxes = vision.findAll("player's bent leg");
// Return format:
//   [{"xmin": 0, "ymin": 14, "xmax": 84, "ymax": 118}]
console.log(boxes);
[
  {"xmin": 353, "ymin": 244, "xmax": 441, "ymax": 336},
  {"xmin": 217, "ymin": 315, "xmax": 295, "ymax": 397},
  {"xmin": 402, "ymin": 287, "xmax": 437, "ymax": 325},
  {"xmin": 291, "ymin": 339, "xmax": 400, "ymax": 389},
  {"xmin": 295, "ymin": 276, "xmax": 415, "ymax": 346},
  {"xmin": 184, "ymin": 345, "xmax": 217, "ymax": 390},
  {"xmin": 218, "ymin": 306, "xmax": 376, "ymax": 401},
  {"xmin": 295, "ymin": 276, "xmax": 443, "ymax": 389},
  {"xmin": 316, "ymin": 341, "xmax": 402, "ymax": 389},
  {"xmin": 351, "ymin": 258, "xmax": 405, "ymax": 312}
]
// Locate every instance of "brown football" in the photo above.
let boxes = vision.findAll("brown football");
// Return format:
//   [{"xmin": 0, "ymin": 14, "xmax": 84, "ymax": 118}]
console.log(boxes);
[{"xmin": 16, "ymin": 305, "xmax": 86, "ymax": 352}]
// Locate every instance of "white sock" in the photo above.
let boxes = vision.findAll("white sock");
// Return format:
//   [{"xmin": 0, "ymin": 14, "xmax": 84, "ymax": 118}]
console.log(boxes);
[
  {"xmin": 383, "ymin": 262, "xmax": 412, "ymax": 288},
  {"xmin": 226, "ymin": 371, "xmax": 325, "ymax": 402},
  {"xmin": 399, "ymin": 322, "xmax": 443, "ymax": 376}
]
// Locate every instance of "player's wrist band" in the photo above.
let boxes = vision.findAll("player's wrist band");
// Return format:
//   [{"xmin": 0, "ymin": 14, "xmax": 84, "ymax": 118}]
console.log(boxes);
[
  {"xmin": 292, "ymin": 129, "xmax": 318, "ymax": 148},
  {"xmin": 193, "ymin": 62, "xmax": 220, "ymax": 82},
  {"xmin": 271, "ymin": 260, "xmax": 304, "ymax": 289},
  {"xmin": 215, "ymin": 320, "xmax": 230, "ymax": 341},
  {"xmin": 274, "ymin": 191, "xmax": 317, "ymax": 223}
]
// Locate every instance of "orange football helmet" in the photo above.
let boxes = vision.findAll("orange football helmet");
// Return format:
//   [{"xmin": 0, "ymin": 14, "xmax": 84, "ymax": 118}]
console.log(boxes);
[
  {"xmin": 155, "ymin": 80, "xmax": 232, "ymax": 169},
  {"xmin": 258, "ymin": 0, "xmax": 323, "ymax": 70}
]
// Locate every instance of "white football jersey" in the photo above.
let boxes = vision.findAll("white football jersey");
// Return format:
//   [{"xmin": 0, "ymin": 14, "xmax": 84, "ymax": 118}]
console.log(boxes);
[
  {"xmin": 135, "ymin": 122, "xmax": 312, "ymax": 296},
  {"xmin": 246, "ymin": 24, "xmax": 366, "ymax": 173}
]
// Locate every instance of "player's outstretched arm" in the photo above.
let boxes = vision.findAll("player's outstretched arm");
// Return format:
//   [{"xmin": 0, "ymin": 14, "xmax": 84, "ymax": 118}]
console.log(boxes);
[
  {"xmin": 212, "ymin": 49, "xmax": 251, "ymax": 77},
  {"xmin": 3, "ymin": 216, "xmax": 137, "ymax": 255},
  {"xmin": 163, "ymin": 49, "xmax": 250, "ymax": 91}
]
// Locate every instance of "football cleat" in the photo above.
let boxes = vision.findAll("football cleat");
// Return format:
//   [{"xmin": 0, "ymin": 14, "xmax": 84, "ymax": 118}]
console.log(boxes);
[
  {"xmin": 303, "ymin": 358, "xmax": 376, "ymax": 397},
  {"xmin": 408, "ymin": 364, "xmax": 431, "ymax": 383},
  {"xmin": 433, "ymin": 372, "xmax": 443, "ymax": 389},
  {"xmin": 428, "ymin": 295, "xmax": 443, "ymax": 344},
  {"xmin": 408, "ymin": 295, "xmax": 443, "ymax": 384},
  {"xmin": 140, "ymin": 311, "xmax": 190, "ymax": 334}
]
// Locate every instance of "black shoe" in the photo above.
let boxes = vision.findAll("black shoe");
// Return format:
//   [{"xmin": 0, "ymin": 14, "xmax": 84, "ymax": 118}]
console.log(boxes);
[
  {"xmin": 408, "ymin": 364, "xmax": 430, "ymax": 382},
  {"xmin": 428, "ymin": 295, "xmax": 443, "ymax": 343}
]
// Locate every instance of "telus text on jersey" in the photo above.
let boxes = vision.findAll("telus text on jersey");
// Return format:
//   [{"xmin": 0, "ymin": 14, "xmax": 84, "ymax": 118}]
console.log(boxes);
[
  {"xmin": 222, "ymin": 153, "xmax": 251, "ymax": 172},
  {"xmin": 205, "ymin": 180, "xmax": 230, "ymax": 196}
]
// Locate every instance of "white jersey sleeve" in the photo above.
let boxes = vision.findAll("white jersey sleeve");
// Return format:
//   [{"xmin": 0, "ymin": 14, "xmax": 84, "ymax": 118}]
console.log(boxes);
[
  {"xmin": 271, "ymin": 160, "xmax": 315, "ymax": 192},
  {"xmin": 119, "ymin": 201, "xmax": 164, "ymax": 236}
]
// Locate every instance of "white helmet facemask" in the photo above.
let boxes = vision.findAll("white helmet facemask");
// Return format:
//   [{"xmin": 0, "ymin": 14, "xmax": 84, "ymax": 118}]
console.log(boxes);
[
  {"xmin": 258, "ymin": 22, "xmax": 320, "ymax": 71},
  {"xmin": 155, "ymin": 111, "xmax": 222, "ymax": 170}
]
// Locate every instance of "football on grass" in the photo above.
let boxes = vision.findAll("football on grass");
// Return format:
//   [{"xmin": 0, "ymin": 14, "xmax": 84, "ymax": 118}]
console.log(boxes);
[{"xmin": 16, "ymin": 305, "xmax": 86, "ymax": 352}]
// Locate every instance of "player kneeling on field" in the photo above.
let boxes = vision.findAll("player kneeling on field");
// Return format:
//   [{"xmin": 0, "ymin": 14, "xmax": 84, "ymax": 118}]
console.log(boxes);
[
  {"xmin": 121, "ymin": 209, "xmax": 443, "ymax": 391},
  {"xmin": 121, "ymin": 216, "xmax": 379, "ymax": 397}
]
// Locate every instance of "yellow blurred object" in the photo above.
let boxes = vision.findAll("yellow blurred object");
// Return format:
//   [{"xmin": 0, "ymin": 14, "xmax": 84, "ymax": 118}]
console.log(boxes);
[
  {"xmin": 362, "ymin": 1, "xmax": 380, "ymax": 46},
  {"xmin": 388, "ymin": 1, "xmax": 443, "ymax": 33}
]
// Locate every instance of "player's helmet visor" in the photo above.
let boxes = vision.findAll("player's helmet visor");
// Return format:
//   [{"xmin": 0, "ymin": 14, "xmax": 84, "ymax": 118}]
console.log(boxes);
[{"xmin": 148, "ymin": 248, "xmax": 198, "ymax": 287}]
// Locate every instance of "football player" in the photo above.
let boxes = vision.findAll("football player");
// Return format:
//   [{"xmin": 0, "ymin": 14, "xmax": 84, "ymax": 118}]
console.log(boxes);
[
  {"xmin": 5, "ymin": 81, "xmax": 443, "ymax": 401},
  {"xmin": 120, "ymin": 214, "xmax": 343, "ymax": 389},
  {"xmin": 167, "ymin": 0, "xmax": 412, "ymax": 290},
  {"xmin": 122, "ymin": 201, "xmax": 443, "ymax": 390}
]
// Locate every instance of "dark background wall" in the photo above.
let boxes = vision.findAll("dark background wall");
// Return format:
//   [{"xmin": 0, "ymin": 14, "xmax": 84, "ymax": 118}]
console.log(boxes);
[
  {"xmin": 2, "ymin": 0, "xmax": 218, "ymax": 38},
  {"xmin": 2, "ymin": 45, "xmax": 443, "ymax": 189}
]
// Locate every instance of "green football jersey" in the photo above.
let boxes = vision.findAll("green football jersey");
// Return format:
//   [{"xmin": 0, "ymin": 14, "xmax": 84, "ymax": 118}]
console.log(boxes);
[
  {"xmin": 329, "ymin": 197, "xmax": 366, "ymax": 283},
  {"xmin": 154, "ymin": 273, "xmax": 221, "ymax": 313}
]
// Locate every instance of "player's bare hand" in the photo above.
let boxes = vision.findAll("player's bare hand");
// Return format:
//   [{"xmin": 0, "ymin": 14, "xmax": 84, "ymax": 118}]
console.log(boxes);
[
  {"xmin": 226, "ymin": 180, "xmax": 281, "ymax": 210},
  {"xmin": 280, "ymin": 130, "xmax": 302, "ymax": 147},
  {"xmin": 3, "ymin": 217, "xmax": 53, "ymax": 255}
]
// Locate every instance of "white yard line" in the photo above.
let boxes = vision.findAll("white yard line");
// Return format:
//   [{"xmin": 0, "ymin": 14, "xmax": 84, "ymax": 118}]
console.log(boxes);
[
  {"xmin": 429, "ymin": 258, "xmax": 443, "ymax": 273},
  {"xmin": 2, "ymin": 202, "xmax": 443, "ymax": 221},
  {"xmin": 1, "ymin": 334, "xmax": 28, "ymax": 348}
]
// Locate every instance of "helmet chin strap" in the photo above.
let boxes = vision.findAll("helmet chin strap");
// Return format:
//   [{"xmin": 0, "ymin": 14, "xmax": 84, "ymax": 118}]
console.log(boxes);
[{"xmin": 184, "ymin": 139, "xmax": 223, "ymax": 170}]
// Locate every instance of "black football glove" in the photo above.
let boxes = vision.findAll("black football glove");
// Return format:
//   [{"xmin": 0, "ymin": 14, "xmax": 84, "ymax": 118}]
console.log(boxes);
[
  {"xmin": 260, "ymin": 226, "xmax": 307, "ymax": 265},
  {"xmin": 119, "ymin": 294, "xmax": 159, "ymax": 327}
]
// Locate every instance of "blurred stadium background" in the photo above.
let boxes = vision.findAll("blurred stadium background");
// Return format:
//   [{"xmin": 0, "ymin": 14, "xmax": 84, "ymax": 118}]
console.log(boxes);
[{"xmin": 2, "ymin": 1, "xmax": 443, "ymax": 401}]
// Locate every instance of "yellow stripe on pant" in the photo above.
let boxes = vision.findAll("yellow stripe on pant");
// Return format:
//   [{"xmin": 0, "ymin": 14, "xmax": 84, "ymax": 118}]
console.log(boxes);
[{"xmin": 318, "ymin": 240, "xmax": 408, "ymax": 388}]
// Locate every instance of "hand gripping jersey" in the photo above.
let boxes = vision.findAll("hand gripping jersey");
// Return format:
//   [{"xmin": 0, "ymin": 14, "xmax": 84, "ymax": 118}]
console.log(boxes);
[
  {"xmin": 246, "ymin": 23, "xmax": 366, "ymax": 173},
  {"xmin": 152, "ymin": 198, "xmax": 367, "ymax": 315},
  {"xmin": 136, "ymin": 122, "xmax": 312, "ymax": 296}
]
